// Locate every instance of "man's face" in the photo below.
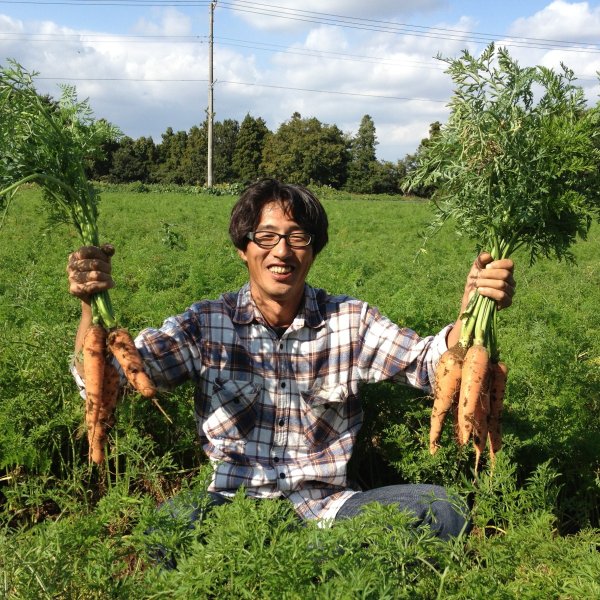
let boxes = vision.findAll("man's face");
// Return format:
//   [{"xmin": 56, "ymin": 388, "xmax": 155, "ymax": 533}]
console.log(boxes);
[{"xmin": 238, "ymin": 201, "xmax": 314, "ymax": 314}]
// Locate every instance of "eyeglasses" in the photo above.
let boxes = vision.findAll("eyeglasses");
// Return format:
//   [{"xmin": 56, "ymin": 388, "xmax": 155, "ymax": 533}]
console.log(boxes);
[{"xmin": 247, "ymin": 231, "xmax": 313, "ymax": 249}]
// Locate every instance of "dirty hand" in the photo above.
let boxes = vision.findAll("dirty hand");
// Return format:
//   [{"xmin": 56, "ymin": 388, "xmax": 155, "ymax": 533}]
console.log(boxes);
[{"xmin": 67, "ymin": 244, "xmax": 115, "ymax": 302}]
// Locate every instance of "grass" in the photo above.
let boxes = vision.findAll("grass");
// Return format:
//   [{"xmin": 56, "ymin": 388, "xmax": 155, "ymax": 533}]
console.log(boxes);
[{"xmin": 0, "ymin": 185, "xmax": 599, "ymax": 598}]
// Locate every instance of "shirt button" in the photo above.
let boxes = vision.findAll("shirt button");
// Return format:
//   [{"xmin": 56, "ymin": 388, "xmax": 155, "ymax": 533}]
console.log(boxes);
[
  {"xmin": 280, "ymin": 381, "xmax": 286, "ymax": 388},
  {"xmin": 273, "ymin": 456, "xmax": 280, "ymax": 463},
  {"xmin": 278, "ymin": 418, "xmax": 285, "ymax": 427},
  {"xmin": 279, "ymin": 343, "xmax": 284, "ymax": 350},
  {"xmin": 279, "ymin": 472, "xmax": 286, "ymax": 479}
]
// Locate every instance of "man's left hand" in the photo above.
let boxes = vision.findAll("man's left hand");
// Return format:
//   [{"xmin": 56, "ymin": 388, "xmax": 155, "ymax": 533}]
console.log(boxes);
[{"xmin": 461, "ymin": 252, "xmax": 516, "ymax": 313}]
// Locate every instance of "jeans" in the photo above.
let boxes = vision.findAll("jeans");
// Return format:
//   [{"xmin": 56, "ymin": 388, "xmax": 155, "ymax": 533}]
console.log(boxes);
[
  {"xmin": 335, "ymin": 484, "xmax": 471, "ymax": 540},
  {"xmin": 148, "ymin": 484, "xmax": 470, "ymax": 568}
]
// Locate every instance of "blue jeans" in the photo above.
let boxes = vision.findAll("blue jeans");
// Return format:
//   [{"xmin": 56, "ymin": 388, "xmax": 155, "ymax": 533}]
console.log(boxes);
[
  {"xmin": 335, "ymin": 484, "xmax": 471, "ymax": 540},
  {"xmin": 148, "ymin": 484, "xmax": 470, "ymax": 568}
]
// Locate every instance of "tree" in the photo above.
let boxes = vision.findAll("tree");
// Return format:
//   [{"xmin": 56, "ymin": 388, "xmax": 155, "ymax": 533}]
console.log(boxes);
[
  {"xmin": 345, "ymin": 114, "xmax": 379, "ymax": 193},
  {"xmin": 179, "ymin": 124, "xmax": 207, "ymax": 185},
  {"xmin": 108, "ymin": 136, "xmax": 157, "ymax": 183},
  {"xmin": 232, "ymin": 114, "xmax": 270, "ymax": 185},
  {"xmin": 399, "ymin": 121, "xmax": 442, "ymax": 197},
  {"xmin": 370, "ymin": 160, "xmax": 406, "ymax": 194},
  {"xmin": 86, "ymin": 119, "xmax": 121, "ymax": 181},
  {"xmin": 261, "ymin": 112, "xmax": 350, "ymax": 187},
  {"xmin": 155, "ymin": 127, "xmax": 188, "ymax": 184},
  {"xmin": 213, "ymin": 118, "xmax": 240, "ymax": 183}
]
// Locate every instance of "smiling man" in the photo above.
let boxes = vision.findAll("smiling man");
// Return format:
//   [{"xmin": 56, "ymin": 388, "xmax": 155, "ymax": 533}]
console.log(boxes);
[{"xmin": 68, "ymin": 178, "xmax": 515, "ymax": 549}]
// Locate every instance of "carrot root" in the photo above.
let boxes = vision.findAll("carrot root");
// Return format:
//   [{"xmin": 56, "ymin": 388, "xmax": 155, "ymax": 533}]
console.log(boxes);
[
  {"xmin": 107, "ymin": 327, "xmax": 156, "ymax": 398},
  {"xmin": 488, "ymin": 361, "xmax": 508, "ymax": 463},
  {"xmin": 83, "ymin": 324, "xmax": 108, "ymax": 465},
  {"xmin": 457, "ymin": 342, "xmax": 490, "ymax": 446},
  {"xmin": 89, "ymin": 360, "xmax": 121, "ymax": 465},
  {"xmin": 473, "ymin": 374, "xmax": 491, "ymax": 473},
  {"xmin": 430, "ymin": 344, "xmax": 465, "ymax": 454}
]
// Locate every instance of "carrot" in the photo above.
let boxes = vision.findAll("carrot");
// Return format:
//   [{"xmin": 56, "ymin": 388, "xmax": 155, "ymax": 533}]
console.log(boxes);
[
  {"xmin": 88, "ymin": 360, "xmax": 121, "ymax": 464},
  {"xmin": 472, "ymin": 375, "xmax": 491, "ymax": 473},
  {"xmin": 457, "ymin": 342, "xmax": 490, "ymax": 446},
  {"xmin": 430, "ymin": 344, "xmax": 465, "ymax": 454},
  {"xmin": 100, "ymin": 360, "xmax": 121, "ymax": 425},
  {"xmin": 488, "ymin": 360, "xmax": 508, "ymax": 462},
  {"xmin": 107, "ymin": 327, "xmax": 156, "ymax": 398},
  {"xmin": 83, "ymin": 324, "xmax": 107, "ymax": 464}
]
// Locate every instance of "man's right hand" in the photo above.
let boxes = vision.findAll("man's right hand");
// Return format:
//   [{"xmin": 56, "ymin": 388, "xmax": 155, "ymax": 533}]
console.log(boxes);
[{"xmin": 67, "ymin": 244, "xmax": 115, "ymax": 302}]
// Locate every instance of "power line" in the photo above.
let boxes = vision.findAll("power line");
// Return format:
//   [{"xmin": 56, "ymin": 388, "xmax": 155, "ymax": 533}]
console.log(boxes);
[
  {"xmin": 0, "ymin": 30, "xmax": 447, "ymax": 71},
  {"xmin": 39, "ymin": 76, "xmax": 209, "ymax": 80},
  {"xmin": 226, "ymin": 0, "xmax": 600, "ymax": 51},
  {"xmin": 0, "ymin": 31, "xmax": 207, "ymax": 43},
  {"xmin": 214, "ymin": 37, "xmax": 446, "ymax": 71},
  {"xmin": 2, "ymin": 0, "xmax": 600, "ymax": 54},
  {"xmin": 36, "ymin": 75, "xmax": 449, "ymax": 103},
  {"xmin": 5, "ymin": 30, "xmax": 600, "ymax": 79},
  {"xmin": 218, "ymin": 79, "xmax": 447, "ymax": 103},
  {"xmin": 217, "ymin": 1, "xmax": 600, "ymax": 54}
]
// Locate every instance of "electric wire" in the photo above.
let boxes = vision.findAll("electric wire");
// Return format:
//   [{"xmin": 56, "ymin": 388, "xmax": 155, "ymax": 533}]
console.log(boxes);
[{"xmin": 1, "ymin": 0, "xmax": 599, "ymax": 54}]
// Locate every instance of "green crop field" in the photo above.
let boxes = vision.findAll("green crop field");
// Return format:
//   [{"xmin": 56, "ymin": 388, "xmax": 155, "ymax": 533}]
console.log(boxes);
[{"xmin": 1, "ymin": 186, "xmax": 599, "ymax": 598}]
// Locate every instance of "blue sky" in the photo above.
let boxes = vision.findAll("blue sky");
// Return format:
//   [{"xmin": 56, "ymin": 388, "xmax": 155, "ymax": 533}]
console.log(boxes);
[{"xmin": 2, "ymin": 1, "xmax": 600, "ymax": 161}]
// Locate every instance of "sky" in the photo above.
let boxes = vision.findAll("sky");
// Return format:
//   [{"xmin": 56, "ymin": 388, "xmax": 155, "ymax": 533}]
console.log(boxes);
[{"xmin": 1, "ymin": 0, "xmax": 600, "ymax": 161}]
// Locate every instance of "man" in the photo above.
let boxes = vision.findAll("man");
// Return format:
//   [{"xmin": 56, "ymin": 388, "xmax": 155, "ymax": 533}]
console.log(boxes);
[{"xmin": 68, "ymin": 179, "xmax": 515, "ymax": 539}]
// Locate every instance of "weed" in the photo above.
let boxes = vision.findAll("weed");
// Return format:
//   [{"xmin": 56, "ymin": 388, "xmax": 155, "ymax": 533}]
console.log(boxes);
[{"xmin": 0, "ymin": 186, "xmax": 598, "ymax": 597}]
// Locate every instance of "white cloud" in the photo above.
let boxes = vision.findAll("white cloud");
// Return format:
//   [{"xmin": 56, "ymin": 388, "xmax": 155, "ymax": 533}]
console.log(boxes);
[
  {"xmin": 503, "ymin": 2, "xmax": 600, "ymax": 104},
  {"xmin": 2, "ymin": 2, "xmax": 599, "ymax": 163},
  {"xmin": 132, "ymin": 8, "xmax": 193, "ymax": 36},
  {"xmin": 228, "ymin": 0, "xmax": 446, "ymax": 31},
  {"xmin": 510, "ymin": 0, "xmax": 600, "ymax": 42}
]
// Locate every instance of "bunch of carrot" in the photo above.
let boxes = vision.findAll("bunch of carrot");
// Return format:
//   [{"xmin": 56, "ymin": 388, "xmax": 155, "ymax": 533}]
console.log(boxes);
[
  {"xmin": 83, "ymin": 326, "xmax": 157, "ymax": 464},
  {"xmin": 1, "ymin": 61, "xmax": 157, "ymax": 465},
  {"xmin": 429, "ymin": 291, "xmax": 508, "ymax": 470},
  {"xmin": 402, "ymin": 45, "xmax": 600, "ymax": 470}
]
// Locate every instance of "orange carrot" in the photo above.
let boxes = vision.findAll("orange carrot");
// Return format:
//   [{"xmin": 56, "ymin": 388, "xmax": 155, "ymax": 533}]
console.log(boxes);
[
  {"xmin": 88, "ymin": 360, "xmax": 121, "ymax": 464},
  {"xmin": 457, "ymin": 342, "xmax": 490, "ymax": 446},
  {"xmin": 488, "ymin": 361, "xmax": 508, "ymax": 462},
  {"xmin": 473, "ymin": 374, "xmax": 491, "ymax": 473},
  {"xmin": 430, "ymin": 344, "xmax": 465, "ymax": 454},
  {"xmin": 107, "ymin": 327, "xmax": 156, "ymax": 398},
  {"xmin": 100, "ymin": 360, "xmax": 121, "ymax": 424},
  {"xmin": 83, "ymin": 324, "xmax": 107, "ymax": 464}
]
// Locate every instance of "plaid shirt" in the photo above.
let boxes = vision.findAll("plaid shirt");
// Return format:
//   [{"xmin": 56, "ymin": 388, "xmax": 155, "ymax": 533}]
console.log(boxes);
[{"xmin": 130, "ymin": 283, "xmax": 451, "ymax": 522}]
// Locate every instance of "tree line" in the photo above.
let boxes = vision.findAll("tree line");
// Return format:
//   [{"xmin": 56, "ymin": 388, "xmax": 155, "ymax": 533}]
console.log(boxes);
[{"xmin": 88, "ymin": 112, "xmax": 440, "ymax": 195}]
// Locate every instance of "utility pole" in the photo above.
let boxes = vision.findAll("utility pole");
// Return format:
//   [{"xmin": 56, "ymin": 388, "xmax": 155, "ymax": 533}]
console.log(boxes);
[{"xmin": 207, "ymin": 0, "xmax": 216, "ymax": 187}]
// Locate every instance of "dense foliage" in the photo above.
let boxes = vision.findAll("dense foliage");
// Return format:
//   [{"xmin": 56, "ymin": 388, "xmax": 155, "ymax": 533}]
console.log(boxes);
[
  {"xmin": 405, "ymin": 44, "xmax": 600, "ymax": 265},
  {"xmin": 1, "ymin": 188, "xmax": 598, "ymax": 597},
  {"xmin": 0, "ymin": 56, "xmax": 416, "ymax": 191},
  {"xmin": 0, "ymin": 60, "xmax": 121, "ymax": 327}
]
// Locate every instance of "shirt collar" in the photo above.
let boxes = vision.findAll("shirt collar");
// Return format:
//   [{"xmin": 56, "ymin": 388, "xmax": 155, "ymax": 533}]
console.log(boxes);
[{"xmin": 232, "ymin": 282, "xmax": 325, "ymax": 329}]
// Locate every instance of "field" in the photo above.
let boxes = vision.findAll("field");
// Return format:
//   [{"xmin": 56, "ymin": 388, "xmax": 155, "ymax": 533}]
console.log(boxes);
[{"xmin": 1, "ymin": 186, "xmax": 599, "ymax": 598}]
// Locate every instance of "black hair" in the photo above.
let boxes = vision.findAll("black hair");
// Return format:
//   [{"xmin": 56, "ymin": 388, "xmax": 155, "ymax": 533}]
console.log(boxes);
[{"xmin": 229, "ymin": 179, "xmax": 329, "ymax": 255}]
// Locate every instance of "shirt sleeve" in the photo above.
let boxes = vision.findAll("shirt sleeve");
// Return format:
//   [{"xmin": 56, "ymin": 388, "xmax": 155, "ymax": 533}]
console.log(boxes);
[
  {"xmin": 355, "ymin": 303, "xmax": 451, "ymax": 392},
  {"xmin": 70, "ymin": 360, "xmax": 87, "ymax": 399},
  {"xmin": 69, "ymin": 305, "xmax": 205, "ymax": 395},
  {"xmin": 134, "ymin": 307, "xmax": 204, "ymax": 390}
]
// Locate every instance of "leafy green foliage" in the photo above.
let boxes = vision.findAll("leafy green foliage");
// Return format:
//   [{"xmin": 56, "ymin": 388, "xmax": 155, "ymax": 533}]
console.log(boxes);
[
  {"xmin": 108, "ymin": 136, "xmax": 157, "ymax": 184},
  {"xmin": 232, "ymin": 113, "xmax": 270, "ymax": 185},
  {"xmin": 0, "ymin": 59, "xmax": 121, "ymax": 327},
  {"xmin": 261, "ymin": 112, "xmax": 350, "ymax": 187},
  {"xmin": 345, "ymin": 114, "xmax": 379, "ymax": 193},
  {"xmin": 405, "ymin": 44, "xmax": 600, "ymax": 264},
  {"xmin": 0, "ymin": 187, "xmax": 598, "ymax": 597},
  {"xmin": 0, "ymin": 60, "xmax": 120, "ymax": 244}
]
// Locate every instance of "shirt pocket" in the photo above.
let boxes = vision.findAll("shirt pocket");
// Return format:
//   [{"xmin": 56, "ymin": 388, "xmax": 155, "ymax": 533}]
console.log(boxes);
[
  {"xmin": 204, "ymin": 378, "xmax": 261, "ymax": 441},
  {"xmin": 300, "ymin": 384, "xmax": 349, "ymax": 448}
]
